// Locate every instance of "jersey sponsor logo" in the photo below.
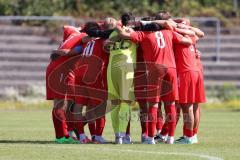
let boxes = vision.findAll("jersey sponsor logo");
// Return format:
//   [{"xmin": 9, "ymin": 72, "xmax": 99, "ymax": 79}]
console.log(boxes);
[{"xmin": 109, "ymin": 40, "xmax": 132, "ymax": 51}]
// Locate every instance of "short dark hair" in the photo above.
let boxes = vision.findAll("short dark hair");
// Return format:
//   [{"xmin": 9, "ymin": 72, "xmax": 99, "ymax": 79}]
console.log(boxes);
[
  {"xmin": 82, "ymin": 21, "xmax": 101, "ymax": 32},
  {"xmin": 141, "ymin": 16, "xmax": 154, "ymax": 21},
  {"xmin": 121, "ymin": 12, "xmax": 135, "ymax": 26},
  {"xmin": 155, "ymin": 10, "xmax": 171, "ymax": 20}
]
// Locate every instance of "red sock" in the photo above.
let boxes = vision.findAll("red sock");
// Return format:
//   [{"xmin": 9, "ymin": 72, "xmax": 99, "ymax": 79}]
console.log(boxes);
[
  {"xmin": 75, "ymin": 120, "xmax": 85, "ymax": 134},
  {"xmin": 164, "ymin": 104, "xmax": 176, "ymax": 137},
  {"xmin": 193, "ymin": 127, "xmax": 198, "ymax": 135},
  {"xmin": 126, "ymin": 121, "xmax": 130, "ymax": 135},
  {"xmin": 156, "ymin": 109, "xmax": 164, "ymax": 131},
  {"xmin": 193, "ymin": 106, "xmax": 200, "ymax": 135},
  {"xmin": 183, "ymin": 125, "xmax": 186, "ymax": 136},
  {"xmin": 66, "ymin": 111, "xmax": 75, "ymax": 132},
  {"xmin": 140, "ymin": 104, "xmax": 148, "ymax": 135},
  {"xmin": 88, "ymin": 122, "xmax": 96, "ymax": 136},
  {"xmin": 147, "ymin": 107, "xmax": 158, "ymax": 137},
  {"xmin": 96, "ymin": 116, "xmax": 106, "ymax": 136},
  {"xmin": 184, "ymin": 128, "xmax": 193, "ymax": 137},
  {"xmin": 52, "ymin": 108, "xmax": 69, "ymax": 139},
  {"xmin": 176, "ymin": 105, "xmax": 181, "ymax": 126},
  {"xmin": 160, "ymin": 122, "xmax": 168, "ymax": 136}
]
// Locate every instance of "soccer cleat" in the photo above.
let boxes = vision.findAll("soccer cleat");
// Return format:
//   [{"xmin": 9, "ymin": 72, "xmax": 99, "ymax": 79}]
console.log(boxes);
[
  {"xmin": 79, "ymin": 137, "xmax": 92, "ymax": 144},
  {"xmin": 174, "ymin": 137, "xmax": 194, "ymax": 144},
  {"xmin": 94, "ymin": 136, "xmax": 106, "ymax": 144},
  {"xmin": 124, "ymin": 135, "xmax": 133, "ymax": 144},
  {"xmin": 115, "ymin": 136, "xmax": 123, "ymax": 144},
  {"xmin": 55, "ymin": 137, "xmax": 78, "ymax": 144},
  {"xmin": 175, "ymin": 136, "xmax": 184, "ymax": 143},
  {"xmin": 67, "ymin": 137, "xmax": 79, "ymax": 144},
  {"xmin": 154, "ymin": 134, "xmax": 167, "ymax": 143},
  {"xmin": 141, "ymin": 135, "xmax": 148, "ymax": 144},
  {"xmin": 143, "ymin": 137, "xmax": 155, "ymax": 144},
  {"xmin": 68, "ymin": 131, "xmax": 79, "ymax": 141},
  {"xmin": 192, "ymin": 135, "xmax": 198, "ymax": 144},
  {"xmin": 55, "ymin": 137, "xmax": 68, "ymax": 144},
  {"xmin": 125, "ymin": 135, "xmax": 131, "ymax": 142},
  {"xmin": 166, "ymin": 136, "xmax": 174, "ymax": 144},
  {"xmin": 123, "ymin": 137, "xmax": 133, "ymax": 144},
  {"xmin": 91, "ymin": 135, "xmax": 96, "ymax": 142}
]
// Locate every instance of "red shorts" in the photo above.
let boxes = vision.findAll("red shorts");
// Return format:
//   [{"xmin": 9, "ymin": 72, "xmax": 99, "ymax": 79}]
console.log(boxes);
[
  {"xmin": 161, "ymin": 68, "xmax": 179, "ymax": 102},
  {"xmin": 74, "ymin": 70, "xmax": 107, "ymax": 106},
  {"xmin": 134, "ymin": 63, "xmax": 148, "ymax": 102},
  {"xmin": 145, "ymin": 65, "xmax": 178, "ymax": 102},
  {"xmin": 65, "ymin": 70, "xmax": 76, "ymax": 101},
  {"xmin": 46, "ymin": 56, "xmax": 74, "ymax": 100},
  {"xmin": 178, "ymin": 70, "xmax": 206, "ymax": 103}
]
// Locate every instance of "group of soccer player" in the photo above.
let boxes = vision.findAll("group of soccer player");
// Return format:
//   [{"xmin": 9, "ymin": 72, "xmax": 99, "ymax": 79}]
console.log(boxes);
[{"xmin": 46, "ymin": 11, "xmax": 206, "ymax": 145}]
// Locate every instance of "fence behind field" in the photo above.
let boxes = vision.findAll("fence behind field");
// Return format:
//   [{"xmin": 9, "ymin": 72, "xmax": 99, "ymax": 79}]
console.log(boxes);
[{"xmin": 190, "ymin": 17, "xmax": 221, "ymax": 62}]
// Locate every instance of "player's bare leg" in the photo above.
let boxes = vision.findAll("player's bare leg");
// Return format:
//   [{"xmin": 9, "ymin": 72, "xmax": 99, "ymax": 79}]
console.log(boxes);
[
  {"xmin": 176, "ymin": 103, "xmax": 194, "ymax": 144},
  {"xmin": 52, "ymin": 99, "xmax": 78, "ymax": 144},
  {"xmin": 66, "ymin": 100, "xmax": 78, "ymax": 140},
  {"xmin": 193, "ymin": 103, "xmax": 201, "ymax": 143},
  {"xmin": 74, "ymin": 103, "xmax": 91, "ymax": 143},
  {"xmin": 175, "ymin": 103, "xmax": 182, "ymax": 126}
]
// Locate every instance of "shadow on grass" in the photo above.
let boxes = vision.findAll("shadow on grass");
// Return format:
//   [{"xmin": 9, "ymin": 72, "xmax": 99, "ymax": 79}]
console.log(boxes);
[
  {"xmin": 0, "ymin": 140, "xmax": 55, "ymax": 144},
  {"xmin": 0, "ymin": 140, "xmax": 145, "ymax": 145}
]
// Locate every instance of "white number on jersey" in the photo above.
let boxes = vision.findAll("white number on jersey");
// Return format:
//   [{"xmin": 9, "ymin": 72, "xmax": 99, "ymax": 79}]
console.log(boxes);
[
  {"xmin": 83, "ymin": 41, "xmax": 95, "ymax": 57},
  {"xmin": 190, "ymin": 45, "xmax": 195, "ymax": 52},
  {"xmin": 155, "ymin": 31, "xmax": 166, "ymax": 48}
]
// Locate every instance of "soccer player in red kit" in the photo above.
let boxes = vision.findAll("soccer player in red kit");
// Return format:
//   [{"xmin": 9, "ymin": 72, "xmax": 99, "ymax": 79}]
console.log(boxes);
[
  {"xmin": 134, "ymin": 45, "xmax": 149, "ymax": 143},
  {"xmin": 117, "ymin": 25, "xmax": 192, "ymax": 144},
  {"xmin": 46, "ymin": 25, "xmax": 84, "ymax": 144},
  {"xmin": 173, "ymin": 20, "xmax": 206, "ymax": 144},
  {"xmin": 73, "ymin": 23, "xmax": 109, "ymax": 144}
]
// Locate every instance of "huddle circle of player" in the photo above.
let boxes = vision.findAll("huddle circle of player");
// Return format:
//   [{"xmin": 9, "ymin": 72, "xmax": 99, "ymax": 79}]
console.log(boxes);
[{"xmin": 46, "ymin": 11, "xmax": 206, "ymax": 145}]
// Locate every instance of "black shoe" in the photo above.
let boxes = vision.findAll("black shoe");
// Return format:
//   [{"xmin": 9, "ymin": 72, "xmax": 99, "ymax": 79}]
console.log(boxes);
[
  {"xmin": 154, "ymin": 135, "xmax": 166, "ymax": 143},
  {"xmin": 154, "ymin": 135, "xmax": 160, "ymax": 140},
  {"xmin": 175, "ymin": 136, "xmax": 184, "ymax": 142}
]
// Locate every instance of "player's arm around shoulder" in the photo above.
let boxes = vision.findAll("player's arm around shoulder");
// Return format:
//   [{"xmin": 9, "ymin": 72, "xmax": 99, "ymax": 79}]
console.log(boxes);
[
  {"xmin": 172, "ymin": 30, "xmax": 193, "ymax": 46},
  {"xmin": 116, "ymin": 26, "xmax": 145, "ymax": 43}
]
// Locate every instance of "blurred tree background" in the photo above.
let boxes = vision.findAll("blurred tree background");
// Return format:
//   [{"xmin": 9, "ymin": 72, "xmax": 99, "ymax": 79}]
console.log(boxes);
[{"xmin": 0, "ymin": 0, "xmax": 239, "ymax": 22}]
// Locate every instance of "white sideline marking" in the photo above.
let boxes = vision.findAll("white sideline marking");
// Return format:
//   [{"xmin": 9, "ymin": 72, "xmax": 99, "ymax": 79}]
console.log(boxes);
[{"xmin": 1, "ymin": 144, "xmax": 224, "ymax": 160}]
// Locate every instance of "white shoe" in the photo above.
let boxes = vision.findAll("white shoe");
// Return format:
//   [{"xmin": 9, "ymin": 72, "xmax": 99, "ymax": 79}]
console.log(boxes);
[
  {"xmin": 115, "ymin": 136, "xmax": 123, "ymax": 144},
  {"xmin": 155, "ymin": 134, "xmax": 167, "ymax": 143},
  {"xmin": 192, "ymin": 134, "xmax": 198, "ymax": 144},
  {"xmin": 125, "ymin": 134, "xmax": 132, "ymax": 142},
  {"xmin": 123, "ymin": 136, "xmax": 133, "ymax": 144},
  {"xmin": 166, "ymin": 136, "xmax": 174, "ymax": 144},
  {"xmin": 146, "ymin": 137, "xmax": 156, "ymax": 144},
  {"xmin": 68, "ymin": 131, "xmax": 78, "ymax": 140},
  {"xmin": 95, "ymin": 136, "xmax": 106, "ymax": 144}
]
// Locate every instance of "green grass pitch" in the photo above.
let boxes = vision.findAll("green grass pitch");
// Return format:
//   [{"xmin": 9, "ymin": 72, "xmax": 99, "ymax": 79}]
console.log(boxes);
[{"xmin": 0, "ymin": 109, "xmax": 240, "ymax": 160}]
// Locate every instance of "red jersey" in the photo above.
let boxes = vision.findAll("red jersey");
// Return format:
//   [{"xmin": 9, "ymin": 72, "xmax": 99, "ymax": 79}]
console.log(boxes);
[
  {"xmin": 130, "ymin": 30, "xmax": 184, "ymax": 68},
  {"xmin": 59, "ymin": 32, "xmax": 87, "ymax": 50},
  {"xmin": 63, "ymin": 25, "xmax": 81, "ymax": 42},
  {"xmin": 174, "ymin": 36, "xmax": 199, "ymax": 73},
  {"xmin": 74, "ymin": 38, "xmax": 109, "ymax": 88}
]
